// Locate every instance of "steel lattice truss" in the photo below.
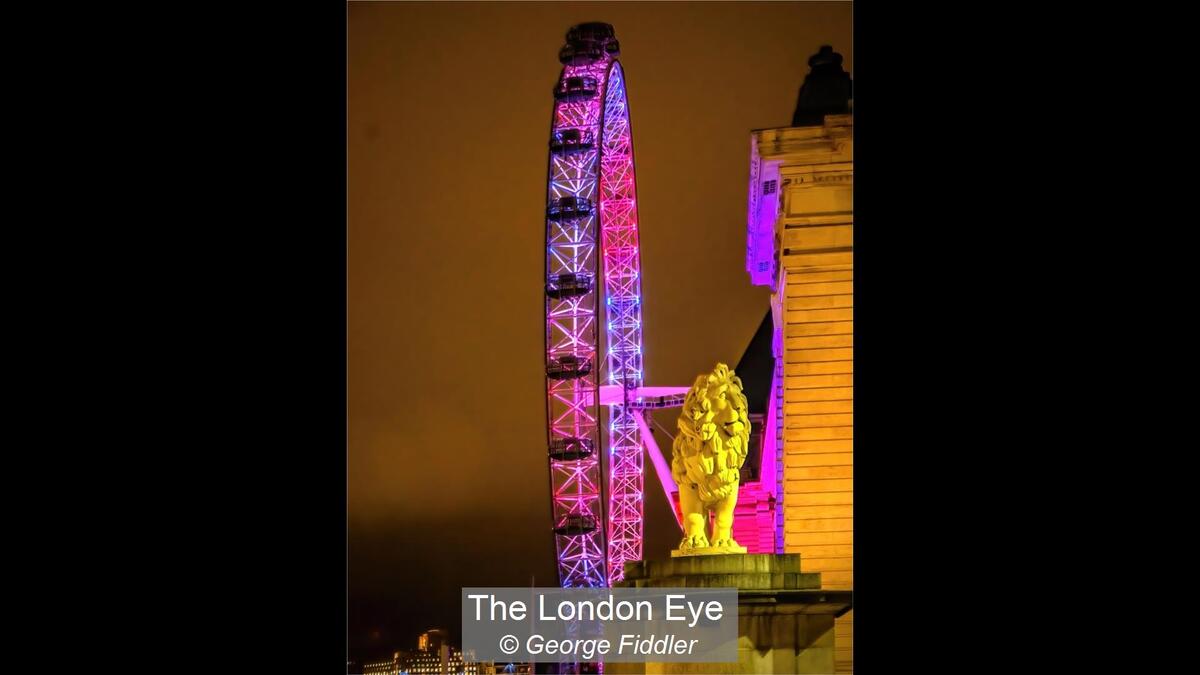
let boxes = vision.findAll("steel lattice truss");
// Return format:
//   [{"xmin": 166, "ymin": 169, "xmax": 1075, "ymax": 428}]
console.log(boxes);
[
  {"xmin": 544, "ymin": 56, "xmax": 645, "ymax": 589},
  {"xmin": 598, "ymin": 64, "xmax": 644, "ymax": 584}
]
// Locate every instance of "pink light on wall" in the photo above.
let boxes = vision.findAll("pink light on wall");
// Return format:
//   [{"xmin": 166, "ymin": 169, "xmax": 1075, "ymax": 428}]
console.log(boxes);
[
  {"xmin": 746, "ymin": 137, "xmax": 780, "ymax": 290},
  {"xmin": 730, "ymin": 365, "xmax": 782, "ymax": 554}
]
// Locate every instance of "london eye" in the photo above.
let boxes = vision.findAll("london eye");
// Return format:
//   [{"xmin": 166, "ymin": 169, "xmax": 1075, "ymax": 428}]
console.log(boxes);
[{"xmin": 543, "ymin": 23, "xmax": 693, "ymax": 590}]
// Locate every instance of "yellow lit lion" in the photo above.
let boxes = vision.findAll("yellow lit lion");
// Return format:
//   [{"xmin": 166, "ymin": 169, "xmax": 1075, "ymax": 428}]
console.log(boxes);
[{"xmin": 671, "ymin": 362, "xmax": 750, "ymax": 554}]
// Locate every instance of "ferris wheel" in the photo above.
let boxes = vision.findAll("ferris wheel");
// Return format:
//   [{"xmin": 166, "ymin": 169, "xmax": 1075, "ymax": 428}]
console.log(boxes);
[{"xmin": 542, "ymin": 23, "xmax": 689, "ymax": 589}]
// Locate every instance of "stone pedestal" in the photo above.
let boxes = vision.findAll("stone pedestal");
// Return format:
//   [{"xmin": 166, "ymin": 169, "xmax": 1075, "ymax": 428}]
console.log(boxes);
[{"xmin": 608, "ymin": 554, "xmax": 851, "ymax": 674}]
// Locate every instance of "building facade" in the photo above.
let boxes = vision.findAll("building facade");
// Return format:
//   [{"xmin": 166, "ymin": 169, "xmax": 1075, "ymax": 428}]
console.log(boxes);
[
  {"xmin": 745, "ymin": 45, "xmax": 853, "ymax": 673},
  {"xmin": 355, "ymin": 639, "xmax": 481, "ymax": 675},
  {"xmin": 401, "ymin": 644, "xmax": 478, "ymax": 675}
]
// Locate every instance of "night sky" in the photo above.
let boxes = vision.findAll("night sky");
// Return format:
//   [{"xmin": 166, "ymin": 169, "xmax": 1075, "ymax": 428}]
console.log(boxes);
[{"xmin": 348, "ymin": 1, "xmax": 852, "ymax": 659}]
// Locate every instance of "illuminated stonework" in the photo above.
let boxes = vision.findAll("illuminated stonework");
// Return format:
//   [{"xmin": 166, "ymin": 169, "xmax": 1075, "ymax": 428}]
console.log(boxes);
[{"xmin": 749, "ymin": 112, "xmax": 854, "ymax": 672}]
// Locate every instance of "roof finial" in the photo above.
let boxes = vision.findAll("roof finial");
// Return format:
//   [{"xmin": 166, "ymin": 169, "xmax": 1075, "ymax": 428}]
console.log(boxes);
[{"xmin": 792, "ymin": 45, "xmax": 852, "ymax": 126}]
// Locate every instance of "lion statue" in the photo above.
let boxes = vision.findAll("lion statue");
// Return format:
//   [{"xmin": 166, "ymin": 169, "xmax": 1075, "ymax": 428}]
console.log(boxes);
[{"xmin": 671, "ymin": 362, "xmax": 751, "ymax": 554}]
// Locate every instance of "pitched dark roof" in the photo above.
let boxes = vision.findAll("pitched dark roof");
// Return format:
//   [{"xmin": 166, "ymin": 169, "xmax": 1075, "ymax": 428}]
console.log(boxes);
[{"xmin": 735, "ymin": 310, "xmax": 775, "ymax": 416}]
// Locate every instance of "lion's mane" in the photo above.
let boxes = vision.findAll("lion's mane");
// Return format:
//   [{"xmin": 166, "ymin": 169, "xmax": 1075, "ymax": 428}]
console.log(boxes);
[{"xmin": 670, "ymin": 363, "xmax": 751, "ymax": 504}]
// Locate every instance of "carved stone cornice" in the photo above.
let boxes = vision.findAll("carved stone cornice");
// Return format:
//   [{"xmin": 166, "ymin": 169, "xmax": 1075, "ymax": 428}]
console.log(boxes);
[{"xmin": 752, "ymin": 118, "xmax": 853, "ymax": 164}]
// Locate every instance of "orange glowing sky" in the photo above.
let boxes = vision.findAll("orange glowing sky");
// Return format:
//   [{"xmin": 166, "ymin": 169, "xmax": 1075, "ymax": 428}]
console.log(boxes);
[{"xmin": 348, "ymin": 0, "xmax": 852, "ymax": 652}]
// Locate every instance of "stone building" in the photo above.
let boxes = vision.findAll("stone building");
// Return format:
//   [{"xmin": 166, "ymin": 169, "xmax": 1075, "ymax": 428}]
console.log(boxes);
[{"xmin": 745, "ymin": 44, "xmax": 853, "ymax": 673}]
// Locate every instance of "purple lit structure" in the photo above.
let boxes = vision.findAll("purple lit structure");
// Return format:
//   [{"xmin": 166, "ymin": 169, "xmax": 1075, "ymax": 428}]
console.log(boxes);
[
  {"xmin": 543, "ymin": 23, "xmax": 646, "ymax": 588},
  {"xmin": 542, "ymin": 24, "xmax": 784, "ymax": 594}
]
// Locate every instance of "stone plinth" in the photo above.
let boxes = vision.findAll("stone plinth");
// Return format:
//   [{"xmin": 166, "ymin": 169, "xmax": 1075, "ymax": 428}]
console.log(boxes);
[{"xmin": 608, "ymin": 554, "xmax": 852, "ymax": 674}]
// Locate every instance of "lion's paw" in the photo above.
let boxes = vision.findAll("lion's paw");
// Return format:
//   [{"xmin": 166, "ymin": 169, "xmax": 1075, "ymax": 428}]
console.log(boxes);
[
  {"xmin": 711, "ymin": 537, "xmax": 739, "ymax": 549},
  {"xmin": 679, "ymin": 534, "xmax": 710, "ymax": 550}
]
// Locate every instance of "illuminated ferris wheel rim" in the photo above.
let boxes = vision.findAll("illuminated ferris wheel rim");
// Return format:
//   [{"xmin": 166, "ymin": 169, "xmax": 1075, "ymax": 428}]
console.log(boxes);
[
  {"xmin": 542, "ymin": 24, "xmax": 691, "ymax": 594},
  {"xmin": 542, "ymin": 22, "xmax": 646, "ymax": 590}
]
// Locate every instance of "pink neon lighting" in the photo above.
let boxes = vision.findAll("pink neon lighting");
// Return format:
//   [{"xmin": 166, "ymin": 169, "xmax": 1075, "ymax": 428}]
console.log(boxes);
[
  {"xmin": 758, "ymin": 367, "xmax": 778, "ymax": 502},
  {"xmin": 593, "ymin": 385, "xmax": 690, "ymax": 406},
  {"xmin": 544, "ymin": 53, "xmax": 646, "ymax": 588},
  {"xmin": 728, "ymin": 362, "xmax": 783, "ymax": 554},
  {"xmin": 599, "ymin": 62, "xmax": 646, "ymax": 585}
]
